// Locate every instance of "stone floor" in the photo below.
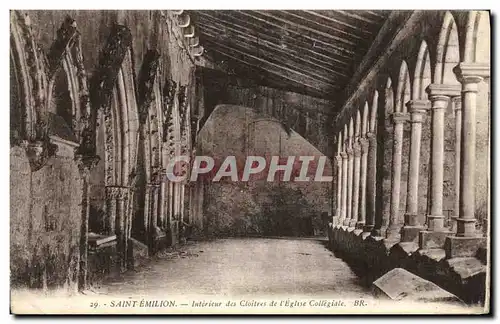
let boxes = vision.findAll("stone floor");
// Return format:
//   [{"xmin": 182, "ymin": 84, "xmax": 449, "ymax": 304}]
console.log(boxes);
[
  {"xmin": 10, "ymin": 237, "xmax": 485, "ymax": 314},
  {"xmin": 97, "ymin": 237, "xmax": 372, "ymax": 299}
]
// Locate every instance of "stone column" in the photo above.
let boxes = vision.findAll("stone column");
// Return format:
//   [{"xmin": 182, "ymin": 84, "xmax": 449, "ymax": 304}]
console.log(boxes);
[
  {"xmin": 426, "ymin": 84, "xmax": 460, "ymax": 232},
  {"xmin": 76, "ymin": 155, "xmax": 99, "ymax": 291},
  {"xmin": 344, "ymin": 145, "xmax": 354, "ymax": 226},
  {"xmin": 351, "ymin": 141, "xmax": 362, "ymax": 228},
  {"xmin": 401, "ymin": 100, "xmax": 430, "ymax": 242},
  {"xmin": 386, "ymin": 112, "xmax": 409, "ymax": 240},
  {"xmin": 159, "ymin": 171, "xmax": 167, "ymax": 228},
  {"xmin": 335, "ymin": 154, "xmax": 343, "ymax": 223},
  {"xmin": 114, "ymin": 186, "xmax": 129, "ymax": 272},
  {"xmin": 365, "ymin": 132, "xmax": 377, "ymax": 233},
  {"xmin": 454, "ymin": 63, "xmax": 489, "ymax": 237},
  {"xmin": 450, "ymin": 96, "xmax": 462, "ymax": 232},
  {"xmin": 444, "ymin": 63, "xmax": 489, "ymax": 258},
  {"xmin": 105, "ymin": 187, "xmax": 117, "ymax": 235},
  {"xmin": 419, "ymin": 84, "xmax": 460, "ymax": 249},
  {"xmin": 341, "ymin": 151, "xmax": 348, "ymax": 224},
  {"xmin": 358, "ymin": 137, "xmax": 369, "ymax": 229}
]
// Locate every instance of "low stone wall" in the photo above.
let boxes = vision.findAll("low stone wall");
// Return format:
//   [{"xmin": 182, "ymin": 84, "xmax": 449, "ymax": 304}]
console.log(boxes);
[{"xmin": 328, "ymin": 223, "xmax": 487, "ymax": 305}]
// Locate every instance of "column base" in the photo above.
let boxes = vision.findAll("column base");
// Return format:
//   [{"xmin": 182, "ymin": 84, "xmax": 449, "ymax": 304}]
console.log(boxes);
[
  {"xmin": 427, "ymin": 214, "xmax": 446, "ymax": 232},
  {"xmin": 456, "ymin": 217, "xmax": 477, "ymax": 237},
  {"xmin": 371, "ymin": 227, "xmax": 386, "ymax": 238},
  {"xmin": 332, "ymin": 216, "xmax": 340, "ymax": 226},
  {"xmin": 343, "ymin": 219, "xmax": 350, "ymax": 226},
  {"xmin": 419, "ymin": 230, "xmax": 453, "ymax": 249},
  {"xmin": 348, "ymin": 219, "xmax": 357, "ymax": 228},
  {"xmin": 444, "ymin": 235, "xmax": 486, "ymax": 259},
  {"xmin": 355, "ymin": 221, "xmax": 365, "ymax": 230},
  {"xmin": 400, "ymin": 225, "xmax": 425, "ymax": 243},
  {"xmin": 385, "ymin": 225, "xmax": 401, "ymax": 241},
  {"xmin": 448, "ymin": 216, "xmax": 458, "ymax": 233},
  {"xmin": 363, "ymin": 224, "xmax": 374, "ymax": 233}
]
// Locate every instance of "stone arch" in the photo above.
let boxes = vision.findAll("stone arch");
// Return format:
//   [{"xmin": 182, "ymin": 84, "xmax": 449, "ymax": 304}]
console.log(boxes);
[
  {"xmin": 395, "ymin": 61, "xmax": 412, "ymax": 223},
  {"xmin": 373, "ymin": 77, "xmax": 394, "ymax": 236},
  {"xmin": 136, "ymin": 50, "xmax": 163, "ymax": 245},
  {"xmin": 355, "ymin": 109, "xmax": 361, "ymax": 139},
  {"xmin": 434, "ymin": 11, "xmax": 461, "ymax": 85},
  {"xmin": 361, "ymin": 102, "xmax": 369, "ymax": 137},
  {"xmin": 369, "ymin": 91, "xmax": 378, "ymax": 134},
  {"xmin": 10, "ymin": 11, "xmax": 47, "ymax": 143},
  {"xmin": 395, "ymin": 60, "xmax": 412, "ymax": 112},
  {"xmin": 463, "ymin": 11, "xmax": 490, "ymax": 63},
  {"xmin": 413, "ymin": 41, "xmax": 433, "ymax": 100},
  {"xmin": 162, "ymin": 79, "xmax": 182, "ymax": 244},
  {"xmin": 462, "ymin": 11, "xmax": 490, "ymax": 232}
]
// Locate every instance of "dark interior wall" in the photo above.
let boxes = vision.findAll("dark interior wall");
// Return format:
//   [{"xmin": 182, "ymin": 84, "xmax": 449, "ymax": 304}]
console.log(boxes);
[
  {"xmin": 197, "ymin": 67, "xmax": 336, "ymax": 158},
  {"xmin": 198, "ymin": 104, "xmax": 332, "ymax": 237}
]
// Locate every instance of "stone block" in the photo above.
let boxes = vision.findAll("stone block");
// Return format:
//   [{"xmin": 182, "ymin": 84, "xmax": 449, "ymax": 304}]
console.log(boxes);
[
  {"xmin": 372, "ymin": 268, "xmax": 463, "ymax": 304},
  {"xmin": 446, "ymin": 257, "xmax": 486, "ymax": 279},
  {"xmin": 444, "ymin": 236, "xmax": 486, "ymax": 259},
  {"xmin": 419, "ymin": 230, "xmax": 453, "ymax": 249},
  {"xmin": 393, "ymin": 242, "xmax": 419, "ymax": 256},
  {"xmin": 353, "ymin": 229, "xmax": 363, "ymax": 236},
  {"xmin": 401, "ymin": 225, "xmax": 425, "ymax": 242},
  {"xmin": 361, "ymin": 232, "xmax": 371, "ymax": 240}
]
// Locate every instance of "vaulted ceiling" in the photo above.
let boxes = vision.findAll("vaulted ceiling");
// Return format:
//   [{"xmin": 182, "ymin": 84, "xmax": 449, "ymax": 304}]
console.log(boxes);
[{"xmin": 190, "ymin": 10, "xmax": 391, "ymax": 104}]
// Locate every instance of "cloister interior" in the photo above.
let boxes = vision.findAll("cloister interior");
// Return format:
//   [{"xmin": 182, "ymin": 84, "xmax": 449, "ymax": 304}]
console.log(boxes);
[{"xmin": 10, "ymin": 10, "xmax": 490, "ymax": 305}]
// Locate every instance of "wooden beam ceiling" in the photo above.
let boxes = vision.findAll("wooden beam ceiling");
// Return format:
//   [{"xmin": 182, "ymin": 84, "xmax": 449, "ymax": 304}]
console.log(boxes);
[{"xmin": 190, "ymin": 10, "xmax": 391, "ymax": 107}]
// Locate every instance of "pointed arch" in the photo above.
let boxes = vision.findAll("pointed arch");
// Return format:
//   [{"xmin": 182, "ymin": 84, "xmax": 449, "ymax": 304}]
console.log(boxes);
[
  {"xmin": 370, "ymin": 91, "xmax": 378, "ymax": 134},
  {"xmin": 355, "ymin": 109, "xmax": 361, "ymax": 137},
  {"xmin": 395, "ymin": 60, "xmax": 411, "ymax": 112},
  {"xmin": 413, "ymin": 41, "xmax": 432, "ymax": 100},
  {"xmin": 337, "ymin": 131, "xmax": 343, "ymax": 154},
  {"xmin": 385, "ymin": 77, "xmax": 394, "ymax": 115},
  {"xmin": 434, "ymin": 11, "xmax": 461, "ymax": 84},
  {"xmin": 10, "ymin": 11, "xmax": 48, "ymax": 142},
  {"xmin": 343, "ymin": 124, "xmax": 349, "ymax": 150},
  {"xmin": 348, "ymin": 117, "xmax": 354, "ymax": 145},
  {"xmin": 361, "ymin": 102, "xmax": 369, "ymax": 136},
  {"xmin": 464, "ymin": 11, "xmax": 490, "ymax": 63}
]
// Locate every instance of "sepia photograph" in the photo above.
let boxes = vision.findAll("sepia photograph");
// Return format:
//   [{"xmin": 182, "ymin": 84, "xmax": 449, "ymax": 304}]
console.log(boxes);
[{"xmin": 8, "ymin": 8, "xmax": 491, "ymax": 315}]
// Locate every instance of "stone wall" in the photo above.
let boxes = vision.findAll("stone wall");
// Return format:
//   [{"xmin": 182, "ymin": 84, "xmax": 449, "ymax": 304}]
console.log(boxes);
[
  {"xmin": 198, "ymin": 104, "xmax": 332, "ymax": 237},
  {"xmin": 10, "ymin": 142, "xmax": 82, "ymax": 290},
  {"xmin": 197, "ymin": 67, "xmax": 335, "ymax": 158}
]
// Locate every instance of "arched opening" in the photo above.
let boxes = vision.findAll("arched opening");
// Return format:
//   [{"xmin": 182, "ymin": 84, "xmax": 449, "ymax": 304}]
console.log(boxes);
[
  {"xmin": 412, "ymin": 41, "xmax": 432, "ymax": 224},
  {"xmin": 395, "ymin": 61, "xmax": 412, "ymax": 227},
  {"xmin": 464, "ymin": 11, "xmax": 490, "ymax": 233},
  {"xmin": 435, "ymin": 11, "xmax": 461, "ymax": 85},
  {"xmin": 374, "ymin": 79, "xmax": 394, "ymax": 235}
]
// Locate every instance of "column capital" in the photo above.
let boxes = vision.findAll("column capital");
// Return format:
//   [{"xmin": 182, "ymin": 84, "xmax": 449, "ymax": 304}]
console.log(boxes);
[
  {"xmin": 340, "ymin": 152, "xmax": 348, "ymax": 159},
  {"xmin": 406, "ymin": 99, "xmax": 431, "ymax": 113},
  {"xmin": 335, "ymin": 155, "xmax": 343, "ymax": 163},
  {"xmin": 454, "ymin": 62, "xmax": 490, "ymax": 90},
  {"xmin": 426, "ymin": 83, "xmax": 461, "ymax": 99},
  {"xmin": 353, "ymin": 142, "xmax": 362, "ymax": 156},
  {"xmin": 391, "ymin": 111, "xmax": 409, "ymax": 124},
  {"xmin": 359, "ymin": 138, "xmax": 369, "ymax": 153},
  {"xmin": 366, "ymin": 132, "xmax": 376, "ymax": 139},
  {"xmin": 105, "ymin": 186, "xmax": 129, "ymax": 200},
  {"xmin": 452, "ymin": 96, "xmax": 462, "ymax": 110},
  {"xmin": 346, "ymin": 147, "xmax": 354, "ymax": 156}
]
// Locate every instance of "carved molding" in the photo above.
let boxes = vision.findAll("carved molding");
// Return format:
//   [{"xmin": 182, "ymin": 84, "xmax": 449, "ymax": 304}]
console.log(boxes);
[
  {"xmin": 10, "ymin": 11, "xmax": 48, "ymax": 143},
  {"xmin": 138, "ymin": 50, "xmax": 161, "ymax": 125},
  {"xmin": 91, "ymin": 24, "xmax": 133, "ymax": 111},
  {"xmin": 75, "ymin": 153, "xmax": 100, "ymax": 178}
]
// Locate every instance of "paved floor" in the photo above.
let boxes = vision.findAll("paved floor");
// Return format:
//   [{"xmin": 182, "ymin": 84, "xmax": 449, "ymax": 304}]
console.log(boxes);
[{"xmin": 98, "ymin": 237, "xmax": 372, "ymax": 299}]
